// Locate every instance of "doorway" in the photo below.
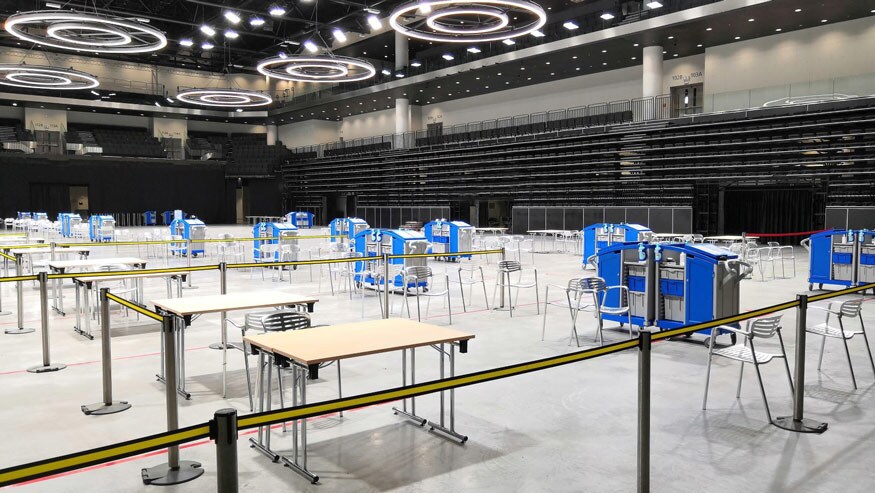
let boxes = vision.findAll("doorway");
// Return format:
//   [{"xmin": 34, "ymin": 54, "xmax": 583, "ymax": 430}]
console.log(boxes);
[
  {"xmin": 670, "ymin": 83, "xmax": 703, "ymax": 117},
  {"xmin": 69, "ymin": 186, "xmax": 89, "ymax": 216}
]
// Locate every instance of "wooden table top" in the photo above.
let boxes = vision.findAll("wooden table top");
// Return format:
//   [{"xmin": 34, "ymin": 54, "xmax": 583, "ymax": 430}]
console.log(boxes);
[
  {"xmin": 75, "ymin": 271, "xmax": 190, "ymax": 283},
  {"xmin": 48, "ymin": 257, "xmax": 146, "ymax": 269},
  {"xmin": 151, "ymin": 291, "xmax": 319, "ymax": 316},
  {"xmin": 245, "ymin": 318, "xmax": 474, "ymax": 366}
]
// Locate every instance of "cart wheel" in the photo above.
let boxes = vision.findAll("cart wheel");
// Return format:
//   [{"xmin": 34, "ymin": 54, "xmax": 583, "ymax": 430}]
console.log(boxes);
[
  {"xmin": 808, "ymin": 283, "xmax": 813, "ymax": 291},
  {"xmin": 819, "ymin": 284, "xmax": 823, "ymax": 290},
  {"xmin": 703, "ymin": 336, "xmax": 712, "ymax": 348},
  {"xmin": 730, "ymin": 333, "xmax": 737, "ymax": 345}
]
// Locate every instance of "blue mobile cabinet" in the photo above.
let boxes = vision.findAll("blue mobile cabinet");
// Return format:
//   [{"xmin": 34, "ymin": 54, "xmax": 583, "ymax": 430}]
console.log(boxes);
[
  {"xmin": 59, "ymin": 213, "xmax": 82, "ymax": 237},
  {"xmin": 169, "ymin": 217, "xmax": 206, "ymax": 256},
  {"xmin": 143, "ymin": 211, "xmax": 157, "ymax": 226},
  {"xmin": 424, "ymin": 220, "xmax": 474, "ymax": 261},
  {"xmin": 859, "ymin": 230, "xmax": 875, "ymax": 289},
  {"xmin": 595, "ymin": 242, "xmax": 657, "ymax": 328},
  {"xmin": 583, "ymin": 223, "xmax": 652, "ymax": 269},
  {"xmin": 17, "ymin": 212, "xmax": 32, "ymax": 219},
  {"xmin": 88, "ymin": 215, "xmax": 115, "ymax": 242},
  {"xmin": 330, "ymin": 217, "xmax": 369, "ymax": 244},
  {"xmin": 33, "ymin": 212, "xmax": 48, "ymax": 221},
  {"xmin": 354, "ymin": 229, "xmax": 430, "ymax": 290},
  {"xmin": 162, "ymin": 210, "xmax": 186, "ymax": 225},
  {"xmin": 803, "ymin": 230, "xmax": 857, "ymax": 291},
  {"xmin": 285, "ymin": 211, "xmax": 314, "ymax": 229},
  {"xmin": 253, "ymin": 222, "xmax": 299, "ymax": 261}
]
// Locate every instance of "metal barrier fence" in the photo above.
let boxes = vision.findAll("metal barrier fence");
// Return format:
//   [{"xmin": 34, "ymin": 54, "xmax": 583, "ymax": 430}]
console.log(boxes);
[{"xmin": 1, "ymin": 249, "xmax": 872, "ymax": 490}]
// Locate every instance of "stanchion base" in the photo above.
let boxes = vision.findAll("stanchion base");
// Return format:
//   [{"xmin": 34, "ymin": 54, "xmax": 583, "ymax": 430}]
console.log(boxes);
[
  {"xmin": 5, "ymin": 327, "xmax": 35, "ymax": 334},
  {"xmin": 27, "ymin": 363, "xmax": 67, "ymax": 373},
  {"xmin": 773, "ymin": 416, "xmax": 828, "ymax": 434},
  {"xmin": 82, "ymin": 401, "xmax": 132, "ymax": 415},
  {"xmin": 208, "ymin": 342, "xmax": 241, "ymax": 350},
  {"xmin": 0, "ymin": 310, "xmax": 12, "ymax": 316},
  {"xmin": 182, "ymin": 285, "xmax": 199, "ymax": 290},
  {"xmin": 142, "ymin": 461, "xmax": 204, "ymax": 485}
]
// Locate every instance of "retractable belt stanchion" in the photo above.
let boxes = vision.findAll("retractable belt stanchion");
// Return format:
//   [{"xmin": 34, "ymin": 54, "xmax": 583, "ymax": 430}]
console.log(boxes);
[
  {"xmin": 0, "ymin": 259, "xmax": 10, "ymax": 316},
  {"xmin": 637, "ymin": 329, "xmax": 652, "ymax": 493},
  {"xmin": 213, "ymin": 408, "xmax": 239, "ymax": 493},
  {"xmin": 82, "ymin": 288, "xmax": 132, "ymax": 415},
  {"xmin": 27, "ymin": 272, "xmax": 66, "ymax": 373},
  {"xmin": 184, "ymin": 239, "xmax": 197, "ymax": 290},
  {"xmin": 774, "ymin": 294, "xmax": 829, "ymax": 433},
  {"xmin": 6, "ymin": 253, "xmax": 35, "ymax": 334},
  {"xmin": 142, "ymin": 314, "xmax": 204, "ymax": 486},
  {"xmin": 210, "ymin": 262, "xmax": 229, "ymax": 351},
  {"xmin": 383, "ymin": 253, "xmax": 390, "ymax": 319},
  {"xmin": 499, "ymin": 247, "xmax": 506, "ymax": 309}
]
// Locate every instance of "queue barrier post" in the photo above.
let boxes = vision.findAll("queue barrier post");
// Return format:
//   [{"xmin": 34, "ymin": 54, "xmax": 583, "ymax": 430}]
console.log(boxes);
[
  {"xmin": 637, "ymin": 329, "xmax": 652, "ymax": 493},
  {"xmin": 499, "ymin": 247, "xmax": 506, "ymax": 309},
  {"xmin": 142, "ymin": 314, "xmax": 204, "ymax": 485},
  {"xmin": 6, "ymin": 253, "xmax": 34, "ymax": 334},
  {"xmin": 26, "ymin": 271, "xmax": 66, "ymax": 373},
  {"xmin": 383, "ymin": 253, "xmax": 390, "ymax": 319},
  {"xmin": 184, "ymin": 239, "xmax": 197, "ymax": 290},
  {"xmin": 0, "ymin": 256, "xmax": 10, "ymax": 316},
  {"xmin": 210, "ymin": 262, "xmax": 230, "ymax": 351},
  {"xmin": 213, "ymin": 408, "xmax": 239, "ymax": 493},
  {"xmin": 81, "ymin": 288, "xmax": 132, "ymax": 415},
  {"xmin": 774, "ymin": 294, "xmax": 829, "ymax": 433}
]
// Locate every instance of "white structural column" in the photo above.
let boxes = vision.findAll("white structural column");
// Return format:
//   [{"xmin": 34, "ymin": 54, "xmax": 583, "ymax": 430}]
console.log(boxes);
[
  {"xmin": 266, "ymin": 124, "xmax": 278, "ymax": 145},
  {"xmin": 395, "ymin": 31, "xmax": 409, "ymax": 71},
  {"xmin": 642, "ymin": 45, "xmax": 664, "ymax": 98},
  {"xmin": 395, "ymin": 97, "xmax": 410, "ymax": 148}
]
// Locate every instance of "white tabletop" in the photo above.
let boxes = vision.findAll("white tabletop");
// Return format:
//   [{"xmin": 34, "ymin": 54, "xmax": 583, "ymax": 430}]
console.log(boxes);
[
  {"xmin": 48, "ymin": 257, "xmax": 146, "ymax": 270},
  {"xmin": 74, "ymin": 271, "xmax": 189, "ymax": 284},
  {"xmin": 527, "ymin": 230, "xmax": 575, "ymax": 235},
  {"xmin": 9, "ymin": 247, "xmax": 90, "ymax": 255},
  {"xmin": 151, "ymin": 291, "xmax": 319, "ymax": 316}
]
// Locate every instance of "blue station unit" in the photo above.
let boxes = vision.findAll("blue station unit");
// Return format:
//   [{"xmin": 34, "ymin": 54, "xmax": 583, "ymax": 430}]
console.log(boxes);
[
  {"xmin": 88, "ymin": 215, "xmax": 115, "ymax": 242},
  {"xmin": 253, "ymin": 222, "xmax": 299, "ymax": 261},
  {"xmin": 163, "ymin": 210, "xmax": 186, "ymax": 225},
  {"xmin": 859, "ymin": 230, "xmax": 875, "ymax": 289},
  {"xmin": 169, "ymin": 217, "xmax": 206, "ymax": 256},
  {"xmin": 595, "ymin": 242, "xmax": 657, "ymax": 329},
  {"xmin": 354, "ymin": 228, "xmax": 429, "ymax": 289},
  {"xmin": 17, "ymin": 212, "xmax": 32, "ymax": 219},
  {"xmin": 143, "ymin": 211, "xmax": 157, "ymax": 226},
  {"xmin": 330, "ymin": 217, "xmax": 369, "ymax": 244},
  {"xmin": 33, "ymin": 212, "xmax": 48, "ymax": 221},
  {"xmin": 803, "ymin": 229, "xmax": 864, "ymax": 291},
  {"xmin": 59, "ymin": 213, "xmax": 82, "ymax": 237},
  {"xmin": 424, "ymin": 220, "xmax": 474, "ymax": 261},
  {"xmin": 285, "ymin": 211, "xmax": 314, "ymax": 229},
  {"xmin": 583, "ymin": 223, "xmax": 652, "ymax": 268}
]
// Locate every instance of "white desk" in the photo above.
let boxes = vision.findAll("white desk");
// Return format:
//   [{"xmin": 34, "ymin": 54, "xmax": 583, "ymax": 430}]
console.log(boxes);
[
  {"xmin": 244, "ymin": 318, "xmax": 474, "ymax": 483},
  {"xmin": 151, "ymin": 291, "xmax": 319, "ymax": 400},
  {"xmin": 48, "ymin": 257, "xmax": 147, "ymax": 315},
  {"xmin": 474, "ymin": 227, "xmax": 507, "ymax": 235},
  {"xmin": 527, "ymin": 229, "xmax": 576, "ymax": 253}
]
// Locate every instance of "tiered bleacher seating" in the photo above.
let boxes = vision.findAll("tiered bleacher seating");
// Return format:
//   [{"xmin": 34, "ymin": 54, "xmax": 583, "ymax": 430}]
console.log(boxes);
[
  {"xmin": 66, "ymin": 125, "xmax": 166, "ymax": 158},
  {"xmin": 186, "ymin": 132, "xmax": 225, "ymax": 160},
  {"xmin": 324, "ymin": 141, "xmax": 392, "ymax": 157},
  {"xmin": 0, "ymin": 119, "xmax": 36, "ymax": 153},
  {"xmin": 224, "ymin": 133, "xmax": 288, "ymax": 176}
]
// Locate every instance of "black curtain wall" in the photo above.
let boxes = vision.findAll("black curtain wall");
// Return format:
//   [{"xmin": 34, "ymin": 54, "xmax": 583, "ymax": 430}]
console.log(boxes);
[{"xmin": 723, "ymin": 188, "xmax": 814, "ymax": 244}]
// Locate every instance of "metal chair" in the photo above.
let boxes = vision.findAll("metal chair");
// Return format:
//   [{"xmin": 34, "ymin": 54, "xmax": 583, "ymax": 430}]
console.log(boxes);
[
  {"xmin": 491, "ymin": 260, "xmax": 539, "ymax": 317},
  {"xmin": 779, "ymin": 246, "xmax": 796, "ymax": 278},
  {"xmin": 319, "ymin": 251, "xmax": 360, "ymax": 297},
  {"xmin": 397, "ymin": 266, "xmax": 452, "ymax": 324},
  {"xmin": 452, "ymin": 263, "xmax": 489, "ymax": 312},
  {"xmin": 702, "ymin": 315, "xmax": 793, "ymax": 423},
  {"xmin": 542, "ymin": 278, "xmax": 601, "ymax": 346},
  {"xmin": 807, "ymin": 299, "xmax": 875, "ymax": 389},
  {"xmin": 589, "ymin": 277, "xmax": 634, "ymax": 341},
  {"xmin": 358, "ymin": 257, "xmax": 386, "ymax": 318}
]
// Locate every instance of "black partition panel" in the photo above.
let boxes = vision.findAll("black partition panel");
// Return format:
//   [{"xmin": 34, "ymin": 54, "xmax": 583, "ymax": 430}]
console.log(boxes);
[
  {"xmin": 649, "ymin": 208, "xmax": 673, "ymax": 233},
  {"xmin": 528, "ymin": 207, "xmax": 546, "ymax": 231},
  {"xmin": 626, "ymin": 208, "xmax": 648, "ymax": 226},
  {"xmin": 825, "ymin": 208, "xmax": 847, "ymax": 229},
  {"xmin": 379, "ymin": 208, "xmax": 390, "ymax": 228},
  {"xmin": 673, "ymin": 208, "xmax": 692, "ymax": 234},
  {"xmin": 363, "ymin": 208, "xmax": 375, "ymax": 226},
  {"xmin": 604, "ymin": 208, "xmax": 625, "ymax": 224},
  {"xmin": 512, "ymin": 207, "xmax": 528, "ymax": 234},
  {"xmin": 545, "ymin": 208, "xmax": 564, "ymax": 229},
  {"xmin": 583, "ymin": 208, "xmax": 604, "ymax": 226},
  {"xmin": 389, "ymin": 208, "xmax": 399, "ymax": 227},
  {"xmin": 564, "ymin": 208, "xmax": 583, "ymax": 230},
  {"xmin": 848, "ymin": 208, "xmax": 875, "ymax": 229}
]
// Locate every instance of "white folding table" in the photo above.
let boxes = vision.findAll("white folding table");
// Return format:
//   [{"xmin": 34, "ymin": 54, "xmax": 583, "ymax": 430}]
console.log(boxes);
[{"xmin": 47, "ymin": 257, "xmax": 147, "ymax": 315}]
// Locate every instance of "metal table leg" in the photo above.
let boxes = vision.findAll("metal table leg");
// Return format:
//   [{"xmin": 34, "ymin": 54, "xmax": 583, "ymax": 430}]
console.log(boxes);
[
  {"xmin": 279, "ymin": 364, "xmax": 319, "ymax": 483},
  {"xmin": 428, "ymin": 343, "xmax": 468, "ymax": 443}
]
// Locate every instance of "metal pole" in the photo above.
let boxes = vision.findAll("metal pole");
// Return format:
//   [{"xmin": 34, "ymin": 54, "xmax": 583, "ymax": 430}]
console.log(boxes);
[
  {"xmin": 141, "ymin": 315, "xmax": 204, "ymax": 485},
  {"xmin": 27, "ymin": 272, "xmax": 66, "ymax": 373},
  {"xmin": 0, "ymin": 262, "xmax": 10, "ymax": 316},
  {"xmin": 210, "ymin": 262, "xmax": 229, "ymax": 351},
  {"xmin": 214, "ymin": 408, "xmax": 239, "ymax": 493},
  {"xmin": 6, "ymin": 253, "xmax": 34, "ymax": 334},
  {"xmin": 82, "ymin": 288, "xmax": 132, "ymax": 415},
  {"xmin": 499, "ymin": 247, "xmax": 506, "ymax": 309},
  {"xmin": 383, "ymin": 253, "xmax": 390, "ymax": 319},
  {"xmin": 184, "ymin": 239, "xmax": 197, "ymax": 289},
  {"xmin": 774, "ymin": 294, "xmax": 828, "ymax": 433},
  {"xmin": 637, "ymin": 330, "xmax": 651, "ymax": 493}
]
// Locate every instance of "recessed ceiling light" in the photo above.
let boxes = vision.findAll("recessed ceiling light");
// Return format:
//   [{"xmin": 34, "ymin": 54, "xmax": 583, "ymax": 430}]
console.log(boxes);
[
  {"xmin": 795, "ymin": 8, "xmax": 802, "ymax": 12},
  {"xmin": 395, "ymin": 72, "xmax": 405, "ymax": 78},
  {"xmin": 734, "ymin": 36, "xmax": 741, "ymax": 40},
  {"xmin": 563, "ymin": 21, "xmax": 579, "ymax": 30},
  {"xmin": 646, "ymin": 1, "xmax": 663, "ymax": 8},
  {"xmin": 180, "ymin": 38, "xmax": 193, "ymax": 47},
  {"xmin": 667, "ymin": 36, "xmax": 674, "ymax": 40},
  {"xmin": 367, "ymin": 15, "xmax": 382, "ymax": 30},
  {"xmin": 545, "ymin": 61, "xmax": 550, "ymax": 65},
  {"xmin": 224, "ymin": 30, "xmax": 239, "ymax": 39},
  {"xmin": 467, "ymin": 47, "xmax": 481, "ymax": 53},
  {"xmin": 502, "ymin": 39, "xmax": 515, "ymax": 46},
  {"xmin": 442, "ymin": 54, "xmax": 454, "ymax": 61},
  {"xmin": 332, "ymin": 28, "xmax": 347, "ymax": 42},
  {"xmin": 224, "ymin": 11, "xmax": 241, "ymax": 24},
  {"xmin": 202, "ymin": 42, "xmax": 214, "ymax": 50},
  {"xmin": 748, "ymin": 18, "xmax": 754, "ymax": 22},
  {"xmin": 631, "ymin": 56, "xmax": 636, "ymax": 60},
  {"xmin": 602, "ymin": 49, "xmax": 607, "ymax": 53},
  {"xmin": 550, "ymin": 72, "xmax": 554, "ymax": 75},
  {"xmin": 600, "ymin": 13, "xmax": 615, "ymax": 20},
  {"xmin": 381, "ymin": 68, "xmax": 391, "ymax": 75},
  {"xmin": 531, "ymin": 30, "xmax": 545, "ymax": 38},
  {"xmin": 602, "ymin": 62, "xmax": 607, "ymax": 65},
  {"xmin": 706, "ymin": 27, "xmax": 712, "ymax": 31},
  {"xmin": 821, "ymin": 19, "xmax": 827, "ymax": 23},
  {"xmin": 775, "ymin": 28, "xmax": 782, "ymax": 32},
  {"xmin": 250, "ymin": 17, "xmax": 265, "ymax": 27},
  {"xmin": 673, "ymin": 53, "xmax": 678, "ymax": 57},
  {"xmin": 697, "ymin": 44, "xmax": 703, "ymax": 47},
  {"xmin": 411, "ymin": 61, "xmax": 422, "ymax": 67},
  {"xmin": 200, "ymin": 25, "xmax": 215, "ymax": 36},
  {"xmin": 269, "ymin": 5, "xmax": 286, "ymax": 17}
]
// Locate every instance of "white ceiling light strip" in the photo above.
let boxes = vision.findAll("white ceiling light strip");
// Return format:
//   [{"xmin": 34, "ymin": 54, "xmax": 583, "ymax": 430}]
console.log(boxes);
[
  {"xmin": 4, "ymin": 10, "xmax": 167, "ymax": 53},
  {"xmin": 256, "ymin": 55, "xmax": 376, "ymax": 83},
  {"xmin": 390, "ymin": 0, "xmax": 546, "ymax": 43},
  {"xmin": 0, "ymin": 64, "xmax": 99, "ymax": 90},
  {"xmin": 176, "ymin": 88, "xmax": 272, "ymax": 107}
]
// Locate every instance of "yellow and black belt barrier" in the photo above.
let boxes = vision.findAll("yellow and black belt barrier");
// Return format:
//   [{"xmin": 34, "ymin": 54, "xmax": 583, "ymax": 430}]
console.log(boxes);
[
  {"xmin": 0, "ymin": 251, "xmax": 15, "ymax": 262},
  {"xmin": 104, "ymin": 292, "xmax": 163, "ymax": 322}
]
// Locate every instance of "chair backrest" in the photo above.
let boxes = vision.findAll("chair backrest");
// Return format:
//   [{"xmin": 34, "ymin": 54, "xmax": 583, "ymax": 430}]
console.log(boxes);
[
  {"xmin": 838, "ymin": 299, "xmax": 863, "ymax": 318},
  {"xmin": 579, "ymin": 277, "xmax": 606, "ymax": 292},
  {"xmin": 404, "ymin": 265, "xmax": 433, "ymax": 280},
  {"xmin": 498, "ymin": 260, "xmax": 522, "ymax": 273},
  {"xmin": 748, "ymin": 315, "xmax": 782, "ymax": 338},
  {"xmin": 260, "ymin": 310, "xmax": 311, "ymax": 332},
  {"xmin": 767, "ymin": 241, "xmax": 780, "ymax": 247}
]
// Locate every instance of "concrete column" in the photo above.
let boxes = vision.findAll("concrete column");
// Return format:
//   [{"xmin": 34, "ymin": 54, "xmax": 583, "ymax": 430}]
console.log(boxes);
[
  {"xmin": 642, "ymin": 45, "xmax": 664, "ymax": 98},
  {"xmin": 266, "ymin": 124, "xmax": 278, "ymax": 145},
  {"xmin": 395, "ymin": 98, "xmax": 410, "ymax": 148},
  {"xmin": 395, "ymin": 31, "xmax": 409, "ymax": 71}
]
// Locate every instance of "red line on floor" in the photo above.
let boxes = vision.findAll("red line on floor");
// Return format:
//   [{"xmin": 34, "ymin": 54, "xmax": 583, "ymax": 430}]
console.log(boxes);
[{"xmin": 0, "ymin": 346, "xmax": 210, "ymax": 376}]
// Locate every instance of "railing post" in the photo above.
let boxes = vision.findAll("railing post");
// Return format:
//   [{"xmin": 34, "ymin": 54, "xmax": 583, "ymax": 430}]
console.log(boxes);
[
  {"xmin": 27, "ymin": 271, "xmax": 66, "ymax": 373},
  {"xmin": 6, "ymin": 253, "xmax": 34, "ymax": 334},
  {"xmin": 774, "ymin": 294, "xmax": 829, "ymax": 433},
  {"xmin": 383, "ymin": 253, "xmax": 390, "ymax": 319},
  {"xmin": 637, "ymin": 329, "xmax": 652, "ymax": 493},
  {"xmin": 82, "ymin": 288, "xmax": 131, "ymax": 415},
  {"xmin": 213, "ymin": 408, "xmax": 239, "ymax": 493},
  {"xmin": 142, "ymin": 315, "xmax": 204, "ymax": 485}
]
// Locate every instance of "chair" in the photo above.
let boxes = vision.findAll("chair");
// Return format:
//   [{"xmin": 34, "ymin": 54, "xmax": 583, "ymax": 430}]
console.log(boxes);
[
  {"xmin": 452, "ymin": 263, "xmax": 489, "ymax": 312},
  {"xmin": 397, "ymin": 266, "xmax": 452, "ymax": 324},
  {"xmin": 542, "ymin": 278, "xmax": 602, "ymax": 346},
  {"xmin": 588, "ymin": 276, "xmax": 634, "ymax": 341},
  {"xmin": 779, "ymin": 246, "xmax": 796, "ymax": 278},
  {"xmin": 807, "ymin": 299, "xmax": 875, "ymax": 389},
  {"xmin": 702, "ymin": 315, "xmax": 793, "ymax": 423},
  {"xmin": 95, "ymin": 264, "xmax": 140, "ymax": 320},
  {"xmin": 358, "ymin": 257, "xmax": 386, "ymax": 318},
  {"xmin": 319, "ymin": 251, "xmax": 360, "ymax": 297},
  {"xmin": 492, "ymin": 260, "xmax": 539, "ymax": 317}
]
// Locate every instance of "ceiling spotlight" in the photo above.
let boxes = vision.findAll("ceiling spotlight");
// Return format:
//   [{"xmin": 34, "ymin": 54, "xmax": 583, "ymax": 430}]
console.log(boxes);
[
  {"xmin": 467, "ymin": 47, "xmax": 481, "ymax": 53},
  {"xmin": 442, "ymin": 53, "xmax": 454, "ymax": 61},
  {"xmin": 166, "ymin": 97, "xmax": 174, "ymax": 103},
  {"xmin": 269, "ymin": 5, "xmax": 286, "ymax": 17},
  {"xmin": 600, "ymin": 13, "xmax": 615, "ymax": 20},
  {"xmin": 395, "ymin": 72, "xmax": 405, "ymax": 78},
  {"xmin": 236, "ymin": 108, "xmax": 243, "ymax": 112},
  {"xmin": 90, "ymin": 90, "xmax": 99, "ymax": 96},
  {"xmin": 418, "ymin": 3, "xmax": 432, "ymax": 14},
  {"xmin": 410, "ymin": 61, "xmax": 422, "ymax": 67},
  {"xmin": 224, "ymin": 11, "xmax": 241, "ymax": 24},
  {"xmin": 381, "ymin": 68, "xmax": 391, "ymax": 75},
  {"xmin": 179, "ymin": 38, "xmax": 193, "ymax": 46},
  {"xmin": 202, "ymin": 41, "xmax": 214, "ymax": 50},
  {"xmin": 278, "ymin": 51, "xmax": 288, "ymax": 58},
  {"xmin": 368, "ymin": 15, "xmax": 382, "ymax": 30},
  {"xmin": 154, "ymin": 102, "xmax": 161, "ymax": 107},
  {"xmin": 45, "ymin": 2, "xmax": 62, "ymax": 8},
  {"xmin": 646, "ymin": 1, "xmax": 662, "ymax": 7},
  {"xmin": 795, "ymin": 8, "xmax": 802, "ymax": 12},
  {"xmin": 304, "ymin": 40, "xmax": 318, "ymax": 52},
  {"xmin": 563, "ymin": 21, "xmax": 579, "ymax": 30},
  {"xmin": 502, "ymin": 39, "xmax": 515, "ymax": 45},
  {"xmin": 332, "ymin": 28, "xmax": 347, "ymax": 42},
  {"xmin": 250, "ymin": 17, "xmax": 265, "ymax": 26},
  {"xmin": 531, "ymin": 30, "xmax": 545, "ymax": 38},
  {"xmin": 224, "ymin": 30, "xmax": 239, "ymax": 39},
  {"xmin": 200, "ymin": 25, "xmax": 215, "ymax": 36}
]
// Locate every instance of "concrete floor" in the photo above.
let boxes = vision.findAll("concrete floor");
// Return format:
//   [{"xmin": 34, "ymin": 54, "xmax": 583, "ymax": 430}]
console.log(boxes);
[{"xmin": 1, "ymin": 225, "xmax": 873, "ymax": 492}]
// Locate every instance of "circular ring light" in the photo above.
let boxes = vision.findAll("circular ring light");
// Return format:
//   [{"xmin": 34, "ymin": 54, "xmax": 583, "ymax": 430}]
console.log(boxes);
[
  {"xmin": 0, "ymin": 64, "xmax": 99, "ymax": 90},
  {"xmin": 257, "ymin": 55, "xmax": 376, "ymax": 83},
  {"xmin": 425, "ymin": 7, "xmax": 509, "ymax": 35},
  {"xmin": 390, "ymin": 0, "xmax": 546, "ymax": 43},
  {"xmin": 176, "ymin": 89, "xmax": 273, "ymax": 108},
  {"xmin": 4, "ymin": 10, "xmax": 167, "ymax": 53}
]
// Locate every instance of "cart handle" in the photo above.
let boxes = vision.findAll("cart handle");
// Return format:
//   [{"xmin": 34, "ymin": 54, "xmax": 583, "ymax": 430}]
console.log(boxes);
[{"xmin": 800, "ymin": 237, "xmax": 811, "ymax": 251}]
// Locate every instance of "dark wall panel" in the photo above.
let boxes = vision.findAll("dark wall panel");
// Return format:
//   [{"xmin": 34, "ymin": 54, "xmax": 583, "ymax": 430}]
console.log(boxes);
[
  {"xmin": 583, "ymin": 208, "xmax": 604, "ymax": 226},
  {"xmin": 246, "ymin": 179, "xmax": 282, "ymax": 217},
  {"xmin": 564, "ymin": 208, "xmax": 583, "ymax": 230},
  {"xmin": 391, "ymin": 208, "xmax": 402, "ymax": 227},
  {"xmin": 673, "ymin": 208, "xmax": 693, "ymax": 234},
  {"xmin": 649, "ymin": 209, "xmax": 673, "ymax": 233},
  {"xmin": 847, "ymin": 208, "xmax": 875, "ymax": 229},
  {"xmin": 604, "ymin": 208, "xmax": 625, "ymax": 224},
  {"xmin": 545, "ymin": 208, "xmax": 564, "ymax": 229},
  {"xmin": 512, "ymin": 207, "xmax": 528, "ymax": 234},
  {"xmin": 825, "ymin": 208, "xmax": 847, "ymax": 229},
  {"xmin": 528, "ymin": 207, "xmax": 546, "ymax": 231},
  {"xmin": 379, "ymin": 208, "xmax": 390, "ymax": 228},
  {"xmin": 626, "ymin": 208, "xmax": 648, "ymax": 226}
]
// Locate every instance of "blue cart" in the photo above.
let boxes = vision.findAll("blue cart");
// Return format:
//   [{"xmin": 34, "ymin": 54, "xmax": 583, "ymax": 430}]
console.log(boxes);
[
  {"xmin": 330, "ymin": 217, "xmax": 369, "ymax": 244},
  {"xmin": 583, "ymin": 223, "xmax": 652, "ymax": 269},
  {"xmin": 285, "ymin": 211, "xmax": 314, "ymax": 229},
  {"xmin": 354, "ymin": 228, "xmax": 430, "ymax": 290},
  {"xmin": 802, "ymin": 229, "xmax": 857, "ymax": 291},
  {"xmin": 424, "ymin": 220, "xmax": 474, "ymax": 261}
]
